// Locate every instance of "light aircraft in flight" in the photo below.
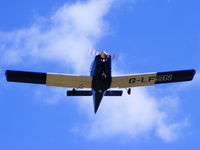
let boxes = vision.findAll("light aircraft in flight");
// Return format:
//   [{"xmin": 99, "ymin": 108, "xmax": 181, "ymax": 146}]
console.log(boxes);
[{"xmin": 6, "ymin": 51, "xmax": 196, "ymax": 113}]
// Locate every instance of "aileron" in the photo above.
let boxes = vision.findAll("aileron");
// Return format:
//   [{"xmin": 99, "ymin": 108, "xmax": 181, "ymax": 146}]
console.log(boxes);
[
  {"xmin": 111, "ymin": 69, "xmax": 196, "ymax": 88},
  {"xmin": 155, "ymin": 69, "xmax": 195, "ymax": 84},
  {"xmin": 6, "ymin": 70, "xmax": 46, "ymax": 84},
  {"xmin": 6, "ymin": 70, "xmax": 92, "ymax": 88}
]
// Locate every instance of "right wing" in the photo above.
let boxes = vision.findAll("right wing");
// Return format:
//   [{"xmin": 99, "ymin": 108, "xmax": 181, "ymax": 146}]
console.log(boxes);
[
  {"xmin": 6, "ymin": 70, "xmax": 92, "ymax": 88},
  {"xmin": 111, "ymin": 69, "xmax": 196, "ymax": 88}
]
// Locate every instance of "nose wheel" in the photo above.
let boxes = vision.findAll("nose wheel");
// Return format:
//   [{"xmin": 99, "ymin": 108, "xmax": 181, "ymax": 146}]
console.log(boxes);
[
  {"xmin": 101, "ymin": 72, "xmax": 106, "ymax": 80},
  {"xmin": 127, "ymin": 88, "xmax": 131, "ymax": 95}
]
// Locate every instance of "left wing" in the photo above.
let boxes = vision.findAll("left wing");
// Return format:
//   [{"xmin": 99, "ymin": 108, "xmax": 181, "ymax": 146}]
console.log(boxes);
[
  {"xmin": 6, "ymin": 70, "xmax": 92, "ymax": 88},
  {"xmin": 111, "ymin": 69, "xmax": 195, "ymax": 88}
]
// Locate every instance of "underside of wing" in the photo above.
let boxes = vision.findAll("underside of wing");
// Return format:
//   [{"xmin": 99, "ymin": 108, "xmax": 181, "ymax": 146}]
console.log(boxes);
[
  {"xmin": 111, "ymin": 69, "xmax": 196, "ymax": 88},
  {"xmin": 6, "ymin": 70, "xmax": 92, "ymax": 88},
  {"xmin": 46, "ymin": 73, "xmax": 92, "ymax": 88}
]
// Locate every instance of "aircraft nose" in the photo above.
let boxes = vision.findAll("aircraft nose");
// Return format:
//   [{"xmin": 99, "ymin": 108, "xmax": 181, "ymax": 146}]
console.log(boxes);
[
  {"xmin": 101, "ymin": 52, "xmax": 109, "ymax": 59},
  {"xmin": 101, "ymin": 52, "xmax": 105, "ymax": 58}
]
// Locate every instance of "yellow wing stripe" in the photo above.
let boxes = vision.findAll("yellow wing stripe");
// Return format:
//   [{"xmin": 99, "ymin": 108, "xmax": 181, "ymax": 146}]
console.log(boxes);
[
  {"xmin": 46, "ymin": 73, "xmax": 92, "ymax": 88},
  {"xmin": 110, "ymin": 72, "xmax": 157, "ymax": 88}
]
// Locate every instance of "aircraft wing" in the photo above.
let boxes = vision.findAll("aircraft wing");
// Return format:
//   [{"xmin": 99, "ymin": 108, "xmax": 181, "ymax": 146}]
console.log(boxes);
[
  {"xmin": 111, "ymin": 69, "xmax": 195, "ymax": 88},
  {"xmin": 6, "ymin": 70, "xmax": 92, "ymax": 88}
]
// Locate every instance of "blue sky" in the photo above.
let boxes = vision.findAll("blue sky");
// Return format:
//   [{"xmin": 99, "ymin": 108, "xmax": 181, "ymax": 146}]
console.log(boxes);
[{"xmin": 0, "ymin": 0, "xmax": 200, "ymax": 149}]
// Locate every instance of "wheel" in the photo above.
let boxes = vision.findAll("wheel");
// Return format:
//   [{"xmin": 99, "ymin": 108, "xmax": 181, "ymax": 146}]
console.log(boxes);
[
  {"xmin": 101, "ymin": 73, "xmax": 106, "ymax": 80},
  {"xmin": 127, "ymin": 88, "xmax": 131, "ymax": 95}
]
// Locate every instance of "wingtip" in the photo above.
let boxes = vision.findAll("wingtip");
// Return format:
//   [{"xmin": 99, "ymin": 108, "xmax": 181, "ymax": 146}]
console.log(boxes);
[
  {"xmin": 191, "ymin": 69, "xmax": 196, "ymax": 80},
  {"xmin": 5, "ymin": 70, "xmax": 10, "ymax": 81},
  {"xmin": 193, "ymin": 69, "xmax": 196, "ymax": 75}
]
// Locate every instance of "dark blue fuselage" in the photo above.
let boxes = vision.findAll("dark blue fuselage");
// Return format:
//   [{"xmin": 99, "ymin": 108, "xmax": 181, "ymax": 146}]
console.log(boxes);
[{"xmin": 90, "ymin": 55, "xmax": 112, "ymax": 113}]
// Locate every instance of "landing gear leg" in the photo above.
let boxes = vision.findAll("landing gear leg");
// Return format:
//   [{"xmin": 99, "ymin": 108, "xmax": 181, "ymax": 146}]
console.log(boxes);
[
  {"xmin": 72, "ymin": 88, "xmax": 76, "ymax": 94},
  {"xmin": 127, "ymin": 88, "xmax": 131, "ymax": 95}
]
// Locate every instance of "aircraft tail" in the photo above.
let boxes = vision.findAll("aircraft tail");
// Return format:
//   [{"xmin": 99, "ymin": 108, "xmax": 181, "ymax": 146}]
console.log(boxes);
[{"xmin": 67, "ymin": 90, "xmax": 123, "ymax": 96}]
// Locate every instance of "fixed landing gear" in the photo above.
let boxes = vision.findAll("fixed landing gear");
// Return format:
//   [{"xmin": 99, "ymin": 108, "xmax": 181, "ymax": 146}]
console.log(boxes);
[
  {"xmin": 72, "ymin": 88, "xmax": 76, "ymax": 94},
  {"xmin": 127, "ymin": 88, "xmax": 131, "ymax": 95},
  {"xmin": 101, "ymin": 72, "xmax": 106, "ymax": 80}
]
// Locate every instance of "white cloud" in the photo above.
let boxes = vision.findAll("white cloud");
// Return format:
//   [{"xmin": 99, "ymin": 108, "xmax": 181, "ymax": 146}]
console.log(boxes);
[
  {"xmin": 75, "ymin": 88, "xmax": 187, "ymax": 142},
  {"xmin": 0, "ymin": 0, "xmax": 117, "ymax": 73},
  {"xmin": 0, "ymin": 0, "xmax": 190, "ymax": 142},
  {"xmin": 156, "ymin": 119, "xmax": 188, "ymax": 142},
  {"xmin": 34, "ymin": 86, "xmax": 66, "ymax": 105},
  {"xmin": 193, "ymin": 73, "xmax": 200, "ymax": 86}
]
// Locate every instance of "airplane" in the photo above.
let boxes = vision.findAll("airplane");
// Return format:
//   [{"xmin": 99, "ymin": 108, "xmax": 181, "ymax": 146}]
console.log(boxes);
[{"xmin": 5, "ymin": 51, "xmax": 196, "ymax": 113}]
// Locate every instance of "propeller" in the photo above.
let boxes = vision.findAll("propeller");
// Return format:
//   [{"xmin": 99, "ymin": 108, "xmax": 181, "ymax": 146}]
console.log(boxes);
[{"xmin": 89, "ymin": 49, "xmax": 119, "ymax": 61}]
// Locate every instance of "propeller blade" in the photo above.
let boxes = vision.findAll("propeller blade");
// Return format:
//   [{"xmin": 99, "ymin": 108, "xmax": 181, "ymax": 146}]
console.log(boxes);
[
  {"xmin": 111, "ymin": 53, "xmax": 119, "ymax": 61},
  {"xmin": 89, "ymin": 49, "xmax": 100, "ymax": 56}
]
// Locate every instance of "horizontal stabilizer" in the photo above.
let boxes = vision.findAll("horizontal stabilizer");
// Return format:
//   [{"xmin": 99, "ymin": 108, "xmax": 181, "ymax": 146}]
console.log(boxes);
[
  {"xmin": 67, "ymin": 90, "xmax": 92, "ymax": 96},
  {"xmin": 67, "ymin": 90, "xmax": 123, "ymax": 96},
  {"xmin": 104, "ymin": 90, "xmax": 123, "ymax": 96}
]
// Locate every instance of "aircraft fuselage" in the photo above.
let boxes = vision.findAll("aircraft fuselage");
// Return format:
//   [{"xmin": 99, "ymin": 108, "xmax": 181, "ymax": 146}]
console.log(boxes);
[{"xmin": 90, "ymin": 54, "xmax": 112, "ymax": 113}]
